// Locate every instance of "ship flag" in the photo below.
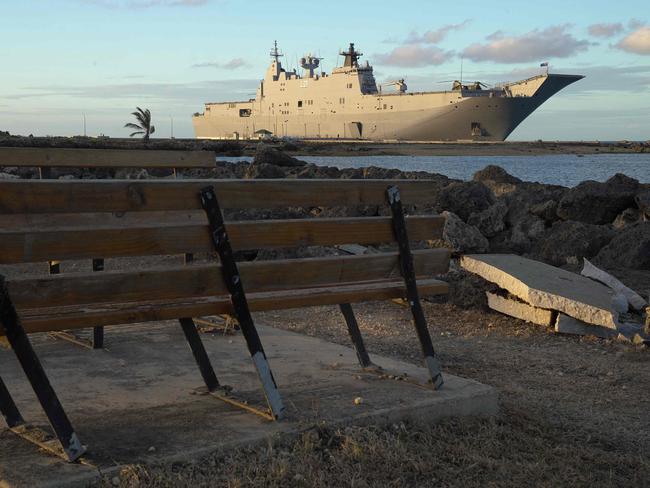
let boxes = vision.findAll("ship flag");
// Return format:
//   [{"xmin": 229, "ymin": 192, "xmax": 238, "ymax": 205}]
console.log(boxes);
[{"xmin": 540, "ymin": 62, "xmax": 549, "ymax": 67}]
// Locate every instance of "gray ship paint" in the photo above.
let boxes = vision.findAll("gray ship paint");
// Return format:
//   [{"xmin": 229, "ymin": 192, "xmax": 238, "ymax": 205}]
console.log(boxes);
[{"xmin": 193, "ymin": 42, "xmax": 583, "ymax": 142}]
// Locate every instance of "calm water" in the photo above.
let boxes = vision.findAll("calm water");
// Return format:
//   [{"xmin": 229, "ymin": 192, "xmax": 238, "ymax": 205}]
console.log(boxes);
[{"xmin": 220, "ymin": 153, "xmax": 650, "ymax": 187}]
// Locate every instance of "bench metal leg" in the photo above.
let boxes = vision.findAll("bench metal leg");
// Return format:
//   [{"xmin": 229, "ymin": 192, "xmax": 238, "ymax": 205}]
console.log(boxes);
[
  {"xmin": 179, "ymin": 317, "xmax": 220, "ymax": 391},
  {"xmin": 338, "ymin": 303, "xmax": 373, "ymax": 368},
  {"xmin": 200, "ymin": 186, "xmax": 285, "ymax": 420},
  {"xmin": 0, "ymin": 375, "xmax": 24, "ymax": 428},
  {"xmin": 90, "ymin": 259, "xmax": 105, "ymax": 349},
  {"xmin": 387, "ymin": 186, "xmax": 444, "ymax": 390},
  {"xmin": 0, "ymin": 276, "xmax": 85, "ymax": 461}
]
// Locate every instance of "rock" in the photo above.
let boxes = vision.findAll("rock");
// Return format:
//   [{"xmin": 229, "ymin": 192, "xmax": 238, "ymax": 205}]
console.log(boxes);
[
  {"xmin": 442, "ymin": 211, "xmax": 489, "ymax": 254},
  {"xmin": 252, "ymin": 143, "xmax": 306, "ymax": 167},
  {"xmin": 531, "ymin": 221, "xmax": 615, "ymax": 267},
  {"xmin": 529, "ymin": 200, "xmax": 559, "ymax": 223},
  {"xmin": 244, "ymin": 162, "xmax": 286, "ymax": 179},
  {"xmin": 461, "ymin": 254, "xmax": 621, "ymax": 329},
  {"xmin": 435, "ymin": 181, "xmax": 494, "ymax": 221},
  {"xmin": 594, "ymin": 223, "xmax": 650, "ymax": 270},
  {"xmin": 554, "ymin": 314, "xmax": 617, "ymax": 339},
  {"xmin": 467, "ymin": 200, "xmax": 508, "ymax": 238},
  {"xmin": 557, "ymin": 173, "xmax": 640, "ymax": 224},
  {"xmin": 0, "ymin": 172, "xmax": 19, "ymax": 179},
  {"xmin": 442, "ymin": 266, "xmax": 494, "ymax": 310},
  {"xmin": 508, "ymin": 214, "xmax": 546, "ymax": 253},
  {"xmin": 635, "ymin": 190, "xmax": 650, "ymax": 218},
  {"xmin": 113, "ymin": 168, "xmax": 150, "ymax": 179},
  {"xmin": 473, "ymin": 166, "xmax": 522, "ymax": 197},
  {"xmin": 581, "ymin": 258, "xmax": 647, "ymax": 311},
  {"xmin": 473, "ymin": 165, "xmax": 523, "ymax": 184},
  {"xmin": 486, "ymin": 291, "xmax": 554, "ymax": 326},
  {"xmin": 613, "ymin": 208, "xmax": 642, "ymax": 229}
]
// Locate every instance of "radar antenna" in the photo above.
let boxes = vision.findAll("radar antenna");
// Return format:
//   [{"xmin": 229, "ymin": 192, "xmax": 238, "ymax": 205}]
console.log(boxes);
[
  {"xmin": 340, "ymin": 42, "xmax": 362, "ymax": 68},
  {"xmin": 270, "ymin": 40, "xmax": 284, "ymax": 63}
]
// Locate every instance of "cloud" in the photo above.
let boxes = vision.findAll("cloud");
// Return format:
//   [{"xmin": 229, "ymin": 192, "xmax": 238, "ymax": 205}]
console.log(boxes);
[
  {"xmin": 191, "ymin": 58, "xmax": 248, "ymax": 69},
  {"xmin": 374, "ymin": 45, "xmax": 454, "ymax": 67},
  {"xmin": 2, "ymin": 79, "xmax": 258, "ymax": 104},
  {"xmin": 462, "ymin": 25, "xmax": 592, "ymax": 63},
  {"xmin": 616, "ymin": 26, "xmax": 650, "ymax": 55},
  {"xmin": 588, "ymin": 23, "xmax": 624, "ymax": 38},
  {"xmin": 405, "ymin": 20, "xmax": 470, "ymax": 44}
]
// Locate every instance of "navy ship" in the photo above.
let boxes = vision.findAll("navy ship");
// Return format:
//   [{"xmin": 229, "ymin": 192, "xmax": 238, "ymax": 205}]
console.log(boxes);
[{"xmin": 193, "ymin": 42, "xmax": 584, "ymax": 141}]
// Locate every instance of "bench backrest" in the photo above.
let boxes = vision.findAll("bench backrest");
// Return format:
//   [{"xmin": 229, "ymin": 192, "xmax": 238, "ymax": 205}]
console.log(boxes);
[
  {"xmin": 0, "ymin": 179, "xmax": 449, "ymax": 334},
  {"xmin": 0, "ymin": 147, "xmax": 216, "ymax": 169}
]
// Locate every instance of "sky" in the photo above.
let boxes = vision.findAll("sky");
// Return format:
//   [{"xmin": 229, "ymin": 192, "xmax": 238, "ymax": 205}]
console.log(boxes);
[{"xmin": 1, "ymin": 0, "xmax": 649, "ymax": 140}]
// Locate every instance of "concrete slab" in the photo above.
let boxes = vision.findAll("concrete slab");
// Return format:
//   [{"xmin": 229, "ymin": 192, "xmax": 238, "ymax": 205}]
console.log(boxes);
[
  {"xmin": 486, "ymin": 292, "xmax": 554, "ymax": 326},
  {"xmin": 581, "ymin": 259, "xmax": 647, "ymax": 311},
  {"xmin": 461, "ymin": 254, "xmax": 619, "ymax": 329},
  {"xmin": 0, "ymin": 322, "xmax": 496, "ymax": 487},
  {"xmin": 554, "ymin": 313, "xmax": 617, "ymax": 339}
]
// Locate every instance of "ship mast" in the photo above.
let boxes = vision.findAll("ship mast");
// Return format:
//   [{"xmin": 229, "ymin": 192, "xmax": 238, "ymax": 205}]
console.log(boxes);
[
  {"xmin": 270, "ymin": 40, "xmax": 284, "ymax": 64},
  {"xmin": 340, "ymin": 42, "xmax": 362, "ymax": 68}
]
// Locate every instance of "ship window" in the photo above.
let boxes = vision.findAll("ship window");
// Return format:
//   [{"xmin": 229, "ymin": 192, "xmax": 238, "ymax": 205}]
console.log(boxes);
[
  {"xmin": 383, "ymin": 104, "xmax": 387, "ymax": 109},
  {"xmin": 228, "ymin": 103, "xmax": 236, "ymax": 108},
  {"xmin": 239, "ymin": 109, "xmax": 251, "ymax": 117},
  {"xmin": 298, "ymin": 100, "xmax": 303, "ymax": 108}
]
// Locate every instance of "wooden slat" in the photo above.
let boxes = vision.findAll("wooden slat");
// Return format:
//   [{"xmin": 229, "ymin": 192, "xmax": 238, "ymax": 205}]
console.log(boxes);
[
  {"xmin": 14, "ymin": 279, "xmax": 449, "ymax": 334},
  {"xmin": 0, "ymin": 215, "xmax": 444, "ymax": 263},
  {"xmin": 0, "ymin": 179, "xmax": 441, "ymax": 214},
  {"xmin": 7, "ymin": 249, "xmax": 450, "ymax": 309},
  {"xmin": 0, "ymin": 210, "xmax": 206, "ymax": 231},
  {"xmin": 0, "ymin": 147, "xmax": 215, "ymax": 168}
]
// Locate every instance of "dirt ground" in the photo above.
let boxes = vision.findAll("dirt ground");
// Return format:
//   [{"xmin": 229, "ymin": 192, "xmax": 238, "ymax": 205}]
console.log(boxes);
[{"xmin": 96, "ymin": 299, "xmax": 650, "ymax": 488}]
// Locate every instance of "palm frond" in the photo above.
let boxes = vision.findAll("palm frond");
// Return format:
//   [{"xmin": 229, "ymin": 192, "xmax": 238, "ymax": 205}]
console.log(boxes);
[
  {"xmin": 124, "ymin": 123, "xmax": 143, "ymax": 130},
  {"xmin": 129, "ymin": 130, "xmax": 145, "ymax": 137},
  {"xmin": 149, "ymin": 125, "xmax": 155, "ymax": 135}
]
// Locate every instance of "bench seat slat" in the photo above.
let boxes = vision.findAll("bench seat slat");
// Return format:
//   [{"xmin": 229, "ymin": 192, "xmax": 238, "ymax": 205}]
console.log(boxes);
[
  {"xmin": 0, "ymin": 179, "xmax": 442, "ymax": 213},
  {"xmin": 11, "ymin": 278, "xmax": 449, "ymax": 334},
  {"xmin": 6, "ymin": 249, "xmax": 450, "ymax": 309},
  {"xmin": 0, "ymin": 147, "xmax": 216, "ymax": 168},
  {"xmin": 0, "ymin": 215, "xmax": 444, "ymax": 263}
]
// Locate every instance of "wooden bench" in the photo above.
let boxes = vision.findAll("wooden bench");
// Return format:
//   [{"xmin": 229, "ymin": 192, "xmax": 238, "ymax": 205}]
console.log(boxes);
[
  {"xmin": 0, "ymin": 178, "xmax": 450, "ymax": 462},
  {"xmin": 0, "ymin": 146, "xmax": 219, "ymax": 348}
]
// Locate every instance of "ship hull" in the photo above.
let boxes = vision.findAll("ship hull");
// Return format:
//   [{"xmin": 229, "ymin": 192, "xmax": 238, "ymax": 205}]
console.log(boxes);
[{"xmin": 193, "ymin": 74, "xmax": 583, "ymax": 142}]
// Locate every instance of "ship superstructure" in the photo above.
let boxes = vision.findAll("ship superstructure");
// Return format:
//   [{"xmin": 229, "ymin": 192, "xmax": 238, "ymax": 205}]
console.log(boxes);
[{"xmin": 192, "ymin": 42, "xmax": 583, "ymax": 141}]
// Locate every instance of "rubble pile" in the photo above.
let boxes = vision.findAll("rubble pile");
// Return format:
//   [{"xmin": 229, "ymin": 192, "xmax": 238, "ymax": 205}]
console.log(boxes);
[{"xmin": 461, "ymin": 254, "xmax": 648, "ymax": 344}]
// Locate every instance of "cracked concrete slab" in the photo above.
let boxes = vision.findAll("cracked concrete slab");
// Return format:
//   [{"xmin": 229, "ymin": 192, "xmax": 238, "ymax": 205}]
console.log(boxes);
[
  {"xmin": 486, "ymin": 292, "xmax": 554, "ymax": 326},
  {"xmin": 462, "ymin": 254, "xmax": 619, "ymax": 329}
]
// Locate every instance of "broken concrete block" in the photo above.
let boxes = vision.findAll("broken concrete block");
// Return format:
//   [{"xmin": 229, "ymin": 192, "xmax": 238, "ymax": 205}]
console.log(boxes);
[
  {"xmin": 486, "ymin": 292, "xmax": 554, "ymax": 326},
  {"xmin": 554, "ymin": 314, "xmax": 618, "ymax": 339},
  {"xmin": 461, "ymin": 254, "xmax": 620, "ymax": 329},
  {"xmin": 581, "ymin": 258, "xmax": 647, "ymax": 311}
]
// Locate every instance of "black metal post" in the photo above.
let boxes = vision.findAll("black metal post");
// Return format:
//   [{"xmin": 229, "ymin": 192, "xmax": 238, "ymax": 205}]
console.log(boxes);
[
  {"xmin": 200, "ymin": 186, "xmax": 285, "ymax": 420},
  {"xmin": 179, "ymin": 317, "xmax": 220, "ymax": 391},
  {"xmin": 386, "ymin": 186, "xmax": 444, "ymax": 390},
  {"xmin": 338, "ymin": 303, "xmax": 372, "ymax": 368},
  {"xmin": 91, "ymin": 259, "xmax": 105, "ymax": 349},
  {"xmin": 0, "ymin": 275, "xmax": 85, "ymax": 461},
  {"xmin": 0, "ymin": 375, "xmax": 24, "ymax": 428}
]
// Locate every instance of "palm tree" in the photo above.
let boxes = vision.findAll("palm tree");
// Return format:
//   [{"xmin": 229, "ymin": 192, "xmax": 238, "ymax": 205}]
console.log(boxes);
[{"xmin": 125, "ymin": 107, "xmax": 155, "ymax": 141}]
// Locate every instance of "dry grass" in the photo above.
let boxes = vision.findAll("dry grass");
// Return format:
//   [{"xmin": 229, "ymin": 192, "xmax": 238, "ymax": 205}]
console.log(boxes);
[{"xmin": 97, "ymin": 300, "xmax": 650, "ymax": 488}]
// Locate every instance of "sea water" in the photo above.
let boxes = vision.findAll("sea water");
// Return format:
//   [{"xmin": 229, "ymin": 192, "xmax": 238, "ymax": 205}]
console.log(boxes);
[{"xmin": 219, "ymin": 153, "xmax": 650, "ymax": 187}]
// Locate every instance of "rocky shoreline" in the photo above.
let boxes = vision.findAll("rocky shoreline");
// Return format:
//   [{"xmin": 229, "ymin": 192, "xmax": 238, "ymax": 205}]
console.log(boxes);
[
  {"xmin": 1, "ymin": 133, "xmax": 649, "ymax": 156},
  {"xmin": 2, "ymin": 143, "xmax": 649, "ymax": 304}
]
